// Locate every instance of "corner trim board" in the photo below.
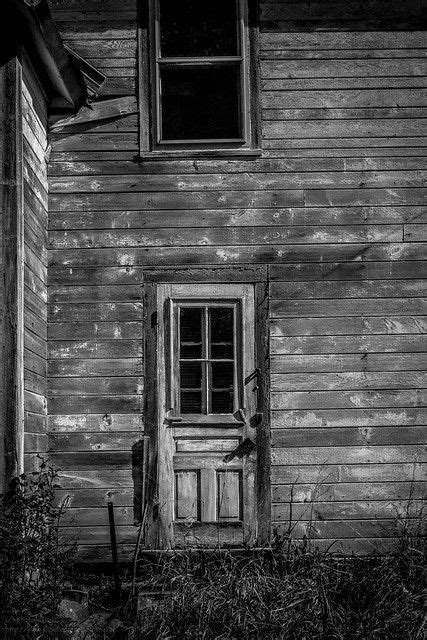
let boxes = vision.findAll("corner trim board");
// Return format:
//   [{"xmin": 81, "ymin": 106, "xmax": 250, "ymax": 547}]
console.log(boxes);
[{"xmin": 2, "ymin": 56, "xmax": 25, "ymax": 487}]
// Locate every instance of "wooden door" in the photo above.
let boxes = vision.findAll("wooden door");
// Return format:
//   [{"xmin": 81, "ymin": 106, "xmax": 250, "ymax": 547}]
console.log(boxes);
[{"xmin": 155, "ymin": 283, "xmax": 258, "ymax": 548}]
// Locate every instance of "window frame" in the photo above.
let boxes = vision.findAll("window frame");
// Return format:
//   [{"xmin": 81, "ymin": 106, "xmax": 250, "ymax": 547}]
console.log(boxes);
[
  {"xmin": 138, "ymin": 0, "xmax": 261, "ymax": 158},
  {"xmin": 164, "ymin": 284, "xmax": 254, "ymax": 425},
  {"xmin": 172, "ymin": 299, "xmax": 242, "ymax": 418}
]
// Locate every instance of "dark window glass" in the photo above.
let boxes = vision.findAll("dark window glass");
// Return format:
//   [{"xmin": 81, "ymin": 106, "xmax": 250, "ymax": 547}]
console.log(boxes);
[
  {"xmin": 161, "ymin": 65, "xmax": 241, "ymax": 140},
  {"xmin": 180, "ymin": 362, "xmax": 202, "ymax": 389},
  {"xmin": 159, "ymin": 0, "xmax": 238, "ymax": 57},
  {"xmin": 180, "ymin": 307, "xmax": 202, "ymax": 358},
  {"xmin": 211, "ymin": 362, "xmax": 234, "ymax": 389},
  {"xmin": 181, "ymin": 391, "xmax": 202, "ymax": 413},
  {"xmin": 212, "ymin": 391, "xmax": 234, "ymax": 413},
  {"xmin": 211, "ymin": 362, "xmax": 234, "ymax": 413},
  {"xmin": 210, "ymin": 308, "xmax": 234, "ymax": 359},
  {"xmin": 180, "ymin": 361, "xmax": 202, "ymax": 413}
]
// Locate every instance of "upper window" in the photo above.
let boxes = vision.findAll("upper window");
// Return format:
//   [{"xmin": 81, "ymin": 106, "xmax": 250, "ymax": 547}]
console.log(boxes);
[{"xmin": 142, "ymin": 0, "xmax": 258, "ymax": 155}]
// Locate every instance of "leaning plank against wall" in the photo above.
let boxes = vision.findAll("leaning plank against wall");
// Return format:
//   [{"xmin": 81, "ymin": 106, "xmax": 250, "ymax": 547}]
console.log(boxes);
[
  {"xmin": 47, "ymin": 0, "xmax": 426, "ymax": 560},
  {"xmin": 22, "ymin": 54, "xmax": 48, "ymax": 470}
]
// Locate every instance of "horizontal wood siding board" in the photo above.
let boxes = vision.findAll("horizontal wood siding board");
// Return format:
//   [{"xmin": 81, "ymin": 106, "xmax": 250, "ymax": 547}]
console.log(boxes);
[
  {"xmin": 47, "ymin": 244, "xmax": 426, "ymax": 267},
  {"xmin": 270, "ymin": 446, "xmax": 424, "ymax": 465},
  {"xmin": 271, "ymin": 463, "xmax": 424, "ymax": 484},
  {"xmin": 47, "ymin": 207, "xmax": 426, "ymax": 230},
  {"xmin": 270, "ymin": 354, "xmax": 426, "ymax": 373},
  {"xmin": 270, "ymin": 299, "xmax": 426, "ymax": 317},
  {"xmin": 260, "ymin": 50, "xmax": 427, "ymax": 60},
  {"xmin": 45, "ymin": 18, "xmax": 426, "ymax": 553},
  {"xmin": 271, "ymin": 409, "xmax": 427, "ymax": 428},
  {"xmin": 48, "ymin": 395, "xmax": 143, "ymax": 414},
  {"xmin": 49, "ymin": 414, "xmax": 143, "ymax": 433},
  {"xmin": 49, "ymin": 431, "xmax": 143, "ymax": 452},
  {"xmin": 271, "ymin": 316, "xmax": 426, "ymax": 336},
  {"xmin": 45, "ymin": 261, "xmax": 425, "ymax": 286},
  {"xmin": 218, "ymin": 31, "xmax": 427, "ymax": 50},
  {"xmin": 47, "ymin": 226, "xmax": 405, "ymax": 249},
  {"xmin": 271, "ymin": 371, "xmax": 426, "ymax": 392},
  {"xmin": 49, "ymin": 284, "xmax": 142, "ymax": 302},
  {"xmin": 48, "ymin": 191, "xmax": 305, "ymax": 211},
  {"xmin": 270, "ymin": 390, "xmax": 425, "ymax": 410},
  {"xmin": 48, "ymin": 340, "xmax": 142, "ymax": 359},
  {"xmin": 48, "ymin": 358, "xmax": 143, "ymax": 377},
  {"xmin": 48, "ymin": 321, "xmax": 143, "ymax": 340},
  {"xmin": 49, "ymin": 302, "xmax": 143, "ymax": 321},
  {"xmin": 48, "ymin": 377, "xmax": 144, "ymax": 395},
  {"xmin": 270, "ymin": 501, "xmax": 425, "ymax": 522},
  {"xmin": 270, "ymin": 335, "xmax": 425, "ymax": 354},
  {"xmin": 54, "ymin": 488, "xmax": 134, "ymax": 508},
  {"xmin": 48, "ymin": 171, "xmax": 425, "ymax": 192},
  {"xmin": 272, "ymin": 482, "xmax": 426, "ymax": 502},
  {"xmin": 270, "ymin": 279, "xmax": 426, "ymax": 299},
  {"xmin": 269, "ymin": 261, "xmax": 427, "ymax": 281},
  {"xmin": 47, "ymin": 452, "xmax": 133, "ymax": 469},
  {"xmin": 49, "ymin": 147, "xmax": 427, "ymax": 161},
  {"xmin": 264, "ymin": 138, "xmax": 426, "ymax": 150},
  {"xmin": 47, "ymin": 158, "xmax": 427, "ymax": 176},
  {"xmin": 260, "ymin": 59, "xmax": 427, "ymax": 78},
  {"xmin": 271, "ymin": 426, "xmax": 426, "ymax": 447}
]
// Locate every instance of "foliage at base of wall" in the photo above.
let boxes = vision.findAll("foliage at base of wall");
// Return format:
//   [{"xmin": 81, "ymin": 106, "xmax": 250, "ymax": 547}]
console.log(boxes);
[{"xmin": 0, "ymin": 461, "xmax": 76, "ymax": 640}]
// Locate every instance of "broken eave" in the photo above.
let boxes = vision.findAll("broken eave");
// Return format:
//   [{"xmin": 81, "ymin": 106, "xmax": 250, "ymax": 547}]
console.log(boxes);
[{"xmin": 6, "ymin": 0, "xmax": 88, "ymax": 114}]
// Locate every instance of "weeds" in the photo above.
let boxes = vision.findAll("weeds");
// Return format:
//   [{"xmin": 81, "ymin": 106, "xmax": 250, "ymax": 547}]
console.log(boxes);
[
  {"xmin": 0, "ymin": 460, "xmax": 75, "ymax": 639},
  {"xmin": 133, "ymin": 507, "xmax": 425, "ymax": 640},
  {"xmin": 134, "ymin": 541, "xmax": 424, "ymax": 639}
]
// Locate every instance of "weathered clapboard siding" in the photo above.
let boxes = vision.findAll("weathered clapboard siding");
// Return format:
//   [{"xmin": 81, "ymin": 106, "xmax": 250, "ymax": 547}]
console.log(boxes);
[
  {"xmin": 22, "ymin": 58, "xmax": 48, "ymax": 458},
  {"xmin": 46, "ymin": 0, "xmax": 426, "ymax": 557}
]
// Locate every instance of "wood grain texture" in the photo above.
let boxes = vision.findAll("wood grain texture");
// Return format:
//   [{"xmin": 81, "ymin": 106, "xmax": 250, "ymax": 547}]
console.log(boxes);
[
  {"xmin": 22, "ymin": 59, "xmax": 49, "ymax": 454},
  {"xmin": 44, "ymin": 11, "xmax": 427, "ymax": 553},
  {"xmin": 3, "ymin": 57, "xmax": 25, "ymax": 484}
]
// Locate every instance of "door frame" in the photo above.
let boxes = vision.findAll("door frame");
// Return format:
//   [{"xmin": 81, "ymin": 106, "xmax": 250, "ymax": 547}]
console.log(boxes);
[{"xmin": 142, "ymin": 267, "xmax": 270, "ymax": 549}]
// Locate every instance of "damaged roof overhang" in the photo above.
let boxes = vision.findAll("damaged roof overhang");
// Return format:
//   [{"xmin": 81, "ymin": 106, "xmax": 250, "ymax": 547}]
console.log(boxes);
[{"xmin": 3, "ymin": 0, "xmax": 88, "ymax": 114}]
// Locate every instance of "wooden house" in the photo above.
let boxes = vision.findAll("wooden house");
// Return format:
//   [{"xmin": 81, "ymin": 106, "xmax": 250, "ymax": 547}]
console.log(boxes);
[{"xmin": 1, "ymin": 0, "xmax": 425, "ymax": 562}]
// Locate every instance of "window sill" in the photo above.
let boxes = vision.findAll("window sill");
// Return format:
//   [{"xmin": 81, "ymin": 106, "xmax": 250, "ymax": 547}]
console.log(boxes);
[
  {"xmin": 136, "ymin": 148, "xmax": 262, "ymax": 162},
  {"xmin": 167, "ymin": 414, "xmax": 245, "ymax": 426}
]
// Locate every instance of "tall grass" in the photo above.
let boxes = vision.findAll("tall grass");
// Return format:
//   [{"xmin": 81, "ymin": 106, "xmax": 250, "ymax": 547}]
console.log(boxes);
[{"xmin": 134, "ymin": 514, "xmax": 424, "ymax": 639}]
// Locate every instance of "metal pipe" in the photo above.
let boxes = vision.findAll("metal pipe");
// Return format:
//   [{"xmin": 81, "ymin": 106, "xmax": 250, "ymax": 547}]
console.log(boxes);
[{"xmin": 107, "ymin": 501, "xmax": 121, "ymax": 602}]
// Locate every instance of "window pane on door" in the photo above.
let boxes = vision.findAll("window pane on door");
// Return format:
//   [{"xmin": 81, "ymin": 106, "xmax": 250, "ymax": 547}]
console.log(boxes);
[
  {"xmin": 159, "ymin": 0, "xmax": 238, "ymax": 57},
  {"xmin": 211, "ymin": 362, "xmax": 234, "ymax": 413},
  {"xmin": 180, "ymin": 307, "xmax": 202, "ymax": 358},
  {"xmin": 160, "ymin": 65, "xmax": 241, "ymax": 140},
  {"xmin": 181, "ymin": 391, "xmax": 202, "ymax": 413},
  {"xmin": 180, "ymin": 361, "xmax": 202, "ymax": 413},
  {"xmin": 210, "ymin": 307, "xmax": 234, "ymax": 358}
]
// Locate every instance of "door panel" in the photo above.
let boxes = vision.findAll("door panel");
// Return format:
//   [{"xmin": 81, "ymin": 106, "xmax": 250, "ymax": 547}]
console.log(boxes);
[
  {"xmin": 156, "ymin": 283, "xmax": 257, "ymax": 548},
  {"xmin": 175, "ymin": 471, "xmax": 199, "ymax": 520}
]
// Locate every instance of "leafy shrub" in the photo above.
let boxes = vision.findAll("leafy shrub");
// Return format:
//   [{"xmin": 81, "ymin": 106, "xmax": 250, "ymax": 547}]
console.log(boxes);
[{"xmin": 0, "ymin": 461, "xmax": 75, "ymax": 639}]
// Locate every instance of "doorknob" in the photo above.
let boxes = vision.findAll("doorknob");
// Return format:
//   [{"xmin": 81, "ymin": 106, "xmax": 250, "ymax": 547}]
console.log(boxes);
[{"xmin": 223, "ymin": 437, "xmax": 256, "ymax": 463}]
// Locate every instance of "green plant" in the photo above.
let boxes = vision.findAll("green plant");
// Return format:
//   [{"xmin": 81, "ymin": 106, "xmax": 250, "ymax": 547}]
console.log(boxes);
[{"xmin": 0, "ymin": 460, "xmax": 76, "ymax": 639}]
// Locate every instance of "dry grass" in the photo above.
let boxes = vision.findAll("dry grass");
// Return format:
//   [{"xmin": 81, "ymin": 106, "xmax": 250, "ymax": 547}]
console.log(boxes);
[{"xmin": 134, "ymin": 525, "xmax": 424, "ymax": 639}]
